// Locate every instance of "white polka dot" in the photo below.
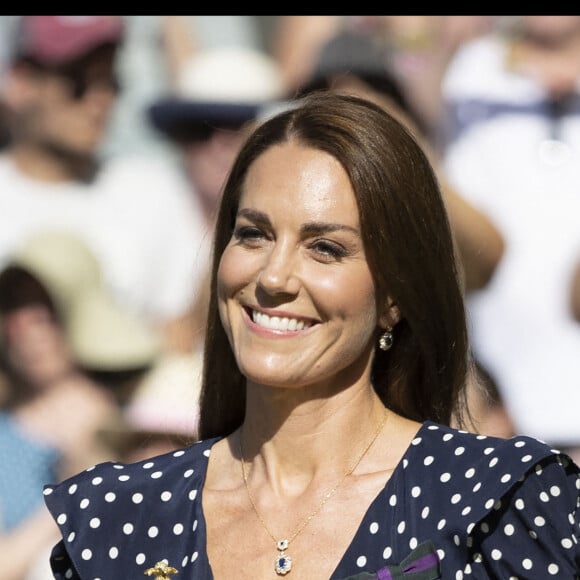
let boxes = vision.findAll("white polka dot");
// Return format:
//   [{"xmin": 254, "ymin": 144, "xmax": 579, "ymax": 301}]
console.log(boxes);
[
  {"xmin": 491, "ymin": 549, "xmax": 502, "ymax": 560},
  {"xmin": 118, "ymin": 475, "xmax": 130, "ymax": 482},
  {"xmin": 80, "ymin": 498, "xmax": 90, "ymax": 509},
  {"xmin": 453, "ymin": 534, "xmax": 460, "ymax": 546},
  {"xmin": 81, "ymin": 549, "xmax": 92, "ymax": 561},
  {"xmin": 529, "ymin": 530, "xmax": 538, "ymax": 539},
  {"xmin": 534, "ymin": 516, "xmax": 546, "ymax": 527},
  {"xmin": 411, "ymin": 436, "xmax": 423, "ymax": 446},
  {"xmin": 521, "ymin": 454, "xmax": 533, "ymax": 463},
  {"xmin": 68, "ymin": 484, "xmax": 78, "ymax": 495},
  {"xmin": 397, "ymin": 521, "xmax": 405, "ymax": 534},
  {"xmin": 174, "ymin": 450, "xmax": 185, "ymax": 457},
  {"xmin": 548, "ymin": 563, "xmax": 559, "ymax": 575},
  {"xmin": 174, "ymin": 523, "xmax": 184, "ymax": 535},
  {"xmin": 151, "ymin": 471, "xmax": 163, "ymax": 479},
  {"xmin": 550, "ymin": 485, "xmax": 561, "ymax": 497},
  {"xmin": 515, "ymin": 498, "xmax": 525, "ymax": 510},
  {"xmin": 443, "ymin": 433, "xmax": 454, "ymax": 441},
  {"xmin": 455, "ymin": 571, "xmax": 463, "ymax": 579},
  {"xmin": 488, "ymin": 457, "xmax": 498, "ymax": 467},
  {"xmin": 421, "ymin": 506, "xmax": 430, "ymax": 519},
  {"xmin": 472, "ymin": 482, "xmax": 482, "ymax": 492},
  {"xmin": 191, "ymin": 552, "xmax": 199, "ymax": 562},
  {"xmin": 189, "ymin": 489, "xmax": 198, "ymax": 501},
  {"xmin": 389, "ymin": 494, "xmax": 397, "ymax": 506},
  {"xmin": 480, "ymin": 522, "xmax": 489, "ymax": 533},
  {"xmin": 437, "ymin": 518, "xmax": 446, "ymax": 530},
  {"xmin": 561, "ymin": 538, "xmax": 573, "ymax": 549},
  {"xmin": 500, "ymin": 474, "xmax": 511, "ymax": 483},
  {"xmin": 461, "ymin": 506, "xmax": 471, "ymax": 516},
  {"xmin": 161, "ymin": 491, "xmax": 172, "ymax": 502},
  {"xmin": 382, "ymin": 546, "xmax": 392, "ymax": 559},
  {"xmin": 105, "ymin": 492, "xmax": 116, "ymax": 502},
  {"xmin": 483, "ymin": 447, "xmax": 494, "ymax": 455},
  {"xmin": 136, "ymin": 553, "xmax": 146, "ymax": 565},
  {"xmin": 424, "ymin": 455, "xmax": 434, "ymax": 465},
  {"xmin": 484, "ymin": 498, "xmax": 495, "ymax": 509},
  {"xmin": 89, "ymin": 518, "xmax": 101, "ymax": 529},
  {"xmin": 409, "ymin": 537, "xmax": 418, "ymax": 549},
  {"xmin": 143, "ymin": 462, "xmax": 155, "ymax": 469},
  {"xmin": 503, "ymin": 524, "xmax": 514, "ymax": 536},
  {"xmin": 66, "ymin": 532, "xmax": 76, "ymax": 542},
  {"xmin": 203, "ymin": 449, "xmax": 211, "ymax": 457},
  {"xmin": 182, "ymin": 555, "xmax": 189, "ymax": 567},
  {"xmin": 539, "ymin": 491, "xmax": 550, "ymax": 502},
  {"xmin": 123, "ymin": 523, "xmax": 134, "ymax": 535},
  {"xmin": 356, "ymin": 556, "xmax": 367, "ymax": 568},
  {"xmin": 184, "ymin": 468, "xmax": 194, "ymax": 477},
  {"xmin": 454, "ymin": 446, "xmax": 465, "ymax": 456},
  {"xmin": 465, "ymin": 468, "xmax": 475, "ymax": 478},
  {"xmin": 451, "ymin": 493, "xmax": 461, "ymax": 504},
  {"xmin": 148, "ymin": 526, "xmax": 159, "ymax": 538},
  {"xmin": 369, "ymin": 522, "xmax": 379, "ymax": 534},
  {"xmin": 411, "ymin": 486, "xmax": 421, "ymax": 498},
  {"xmin": 109, "ymin": 547, "xmax": 118, "ymax": 559},
  {"xmin": 91, "ymin": 477, "xmax": 103, "ymax": 486},
  {"xmin": 192, "ymin": 520, "xmax": 198, "ymax": 531},
  {"xmin": 522, "ymin": 558, "xmax": 533, "ymax": 570},
  {"xmin": 57, "ymin": 513, "xmax": 67, "ymax": 525},
  {"xmin": 43, "ymin": 487, "xmax": 54, "ymax": 496},
  {"xmin": 514, "ymin": 440, "xmax": 526, "ymax": 448},
  {"xmin": 440, "ymin": 472, "xmax": 451, "ymax": 483},
  {"xmin": 132, "ymin": 493, "xmax": 144, "ymax": 504}
]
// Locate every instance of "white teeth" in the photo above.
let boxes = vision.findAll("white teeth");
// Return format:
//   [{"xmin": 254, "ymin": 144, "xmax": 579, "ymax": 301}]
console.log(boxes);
[{"xmin": 252, "ymin": 310, "xmax": 309, "ymax": 331}]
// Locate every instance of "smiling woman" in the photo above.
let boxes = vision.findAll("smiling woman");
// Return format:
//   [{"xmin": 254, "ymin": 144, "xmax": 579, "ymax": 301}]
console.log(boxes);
[{"xmin": 43, "ymin": 92, "xmax": 580, "ymax": 580}]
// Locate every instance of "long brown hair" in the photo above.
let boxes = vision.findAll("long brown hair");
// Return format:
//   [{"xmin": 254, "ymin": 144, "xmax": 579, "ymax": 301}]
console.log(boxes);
[{"xmin": 199, "ymin": 91, "xmax": 469, "ymax": 439}]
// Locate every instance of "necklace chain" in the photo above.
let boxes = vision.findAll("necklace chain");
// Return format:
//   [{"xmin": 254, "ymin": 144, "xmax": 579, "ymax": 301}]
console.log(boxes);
[{"xmin": 239, "ymin": 408, "xmax": 390, "ymax": 575}]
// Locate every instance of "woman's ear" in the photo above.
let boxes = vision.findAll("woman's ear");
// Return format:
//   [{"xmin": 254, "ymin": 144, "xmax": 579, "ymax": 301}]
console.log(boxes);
[{"xmin": 379, "ymin": 298, "xmax": 400, "ymax": 329}]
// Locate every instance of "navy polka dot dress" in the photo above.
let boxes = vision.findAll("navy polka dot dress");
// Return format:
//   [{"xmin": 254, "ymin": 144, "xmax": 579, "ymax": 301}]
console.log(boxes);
[{"xmin": 44, "ymin": 421, "xmax": 580, "ymax": 579}]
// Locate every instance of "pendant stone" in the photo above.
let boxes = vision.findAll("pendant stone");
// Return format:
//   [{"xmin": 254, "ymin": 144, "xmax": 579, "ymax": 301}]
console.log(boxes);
[{"xmin": 275, "ymin": 539, "xmax": 292, "ymax": 575}]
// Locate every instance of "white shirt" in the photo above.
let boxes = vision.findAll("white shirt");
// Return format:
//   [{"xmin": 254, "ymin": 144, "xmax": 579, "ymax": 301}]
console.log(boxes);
[
  {"xmin": 0, "ymin": 154, "xmax": 210, "ymax": 325},
  {"xmin": 441, "ymin": 35, "xmax": 580, "ymax": 444}
]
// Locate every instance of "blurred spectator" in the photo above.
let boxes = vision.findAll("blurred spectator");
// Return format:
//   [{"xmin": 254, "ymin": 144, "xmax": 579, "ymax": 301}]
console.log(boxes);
[
  {"xmin": 147, "ymin": 37, "xmax": 284, "ymax": 352},
  {"xmin": 272, "ymin": 16, "xmax": 494, "ymax": 144},
  {"xmin": 440, "ymin": 16, "xmax": 580, "ymax": 461},
  {"xmin": 0, "ymin": 229, "xmax": 159, "ymax": 579},
  {"xmin": 0, "ymin": 16, "xmax": 202, "ymax": 355}
]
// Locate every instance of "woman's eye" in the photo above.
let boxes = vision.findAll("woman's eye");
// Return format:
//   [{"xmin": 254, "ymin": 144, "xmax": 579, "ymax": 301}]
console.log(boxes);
[
  {"xmin": 310, "ymin": 240, "xmax": 348, "ymax": 260},
  {"xmin": 233, "ymin": 225, "xmax": 265, "ymax": 245}
]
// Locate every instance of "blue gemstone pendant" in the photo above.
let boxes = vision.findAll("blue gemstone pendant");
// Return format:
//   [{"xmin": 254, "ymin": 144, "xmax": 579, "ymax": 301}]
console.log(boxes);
[{"xmin": 275, "ymin": 539, "xmax": 292, "ymax": 575}]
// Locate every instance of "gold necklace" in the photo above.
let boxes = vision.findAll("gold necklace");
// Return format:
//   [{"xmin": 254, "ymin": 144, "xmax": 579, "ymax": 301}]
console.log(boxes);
[{"xmin": 239, "ymin": 409, "xmax": 390, "ymax": 576}]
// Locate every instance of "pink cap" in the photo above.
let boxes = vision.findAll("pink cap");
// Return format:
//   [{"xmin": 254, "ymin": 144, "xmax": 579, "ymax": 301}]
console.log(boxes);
[{"xmin": 18, "ymin": 16, "xmax": 124, "ymax": 65}]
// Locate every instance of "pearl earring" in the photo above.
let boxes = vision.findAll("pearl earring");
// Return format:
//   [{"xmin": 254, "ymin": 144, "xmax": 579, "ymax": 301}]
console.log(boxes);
[{"xmin": 379, "ymin": 327, "xmax": 394, "ymax": 351}]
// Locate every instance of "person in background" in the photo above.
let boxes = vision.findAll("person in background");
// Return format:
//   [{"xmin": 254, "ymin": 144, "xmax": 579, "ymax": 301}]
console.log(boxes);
[
  {"xmin": 44, "ymin": 92, "xmax": 579, "ymax": 579},
  {"xmin": 440, "ymin": 16, "xmax": 580, "ymax": 463},
  {"xmin": 0, "ymin": 229, "xmax": 159, "ymax": 580},
  {"xmin": 0, "ymin": 16, "xmax": 201, "ymax": 355},
  {"xmin": 272, "ymin": 16, "xmax": 494, "ymax": 144}
]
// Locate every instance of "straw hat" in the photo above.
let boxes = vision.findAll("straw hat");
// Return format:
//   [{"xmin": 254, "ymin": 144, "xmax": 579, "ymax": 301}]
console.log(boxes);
[{"xmin": 0, "ymin": 230, "xmax": 159, "ymax": 372}]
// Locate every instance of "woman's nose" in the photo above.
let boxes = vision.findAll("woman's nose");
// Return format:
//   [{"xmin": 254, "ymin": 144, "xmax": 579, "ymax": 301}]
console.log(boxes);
[{"xmin": 257, "ymin": 243, "xmax": 300, "ymax": 296}]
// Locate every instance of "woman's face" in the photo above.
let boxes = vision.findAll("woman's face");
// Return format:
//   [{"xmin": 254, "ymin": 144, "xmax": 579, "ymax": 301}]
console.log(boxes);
[{"xmin": 217, "ymin": 140, "xmax": 384, "ymax": 391}]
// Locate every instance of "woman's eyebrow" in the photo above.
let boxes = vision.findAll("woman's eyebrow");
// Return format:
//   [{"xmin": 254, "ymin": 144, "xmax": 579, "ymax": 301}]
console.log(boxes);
[{"xmin": 238, "ymin": 208, "xmax": 359, "ymax": 235}]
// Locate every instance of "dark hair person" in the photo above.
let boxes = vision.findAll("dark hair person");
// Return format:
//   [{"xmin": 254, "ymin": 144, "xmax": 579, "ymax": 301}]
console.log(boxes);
[
  {"xmin": 200, "ymin": 90, "xmax": 469, "ymax": 439},
  {"xmin": 44, "ymin": 92, "xmax": 579, "ymax": 579}
]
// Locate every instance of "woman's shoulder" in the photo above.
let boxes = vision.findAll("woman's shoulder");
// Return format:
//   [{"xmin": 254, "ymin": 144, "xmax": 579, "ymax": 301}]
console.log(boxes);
[
  {"xmin": 43, "ymin": 437, "xmax": 219, "ymax": 512},
  {"xmin": 408, "ymin": 421, "xmax": 578, "ymax": 486}
]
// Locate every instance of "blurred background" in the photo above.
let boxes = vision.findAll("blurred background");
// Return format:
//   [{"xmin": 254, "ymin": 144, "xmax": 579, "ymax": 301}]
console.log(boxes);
[{"xmin": 1, "ymin": 15, "xmax": 580, "ymax": 579}]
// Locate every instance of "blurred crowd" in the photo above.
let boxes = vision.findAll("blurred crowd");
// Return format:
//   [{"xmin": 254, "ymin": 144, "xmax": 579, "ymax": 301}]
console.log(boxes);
[{"xmin": 1, "ymin": 15, "xmax": 580, "ymax": 579}]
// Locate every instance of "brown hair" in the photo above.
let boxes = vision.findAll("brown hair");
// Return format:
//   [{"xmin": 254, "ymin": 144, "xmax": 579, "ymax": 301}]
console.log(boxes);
[{"xmin": 199, "ymin": 91, "xmax": 469, "ymax": 439}]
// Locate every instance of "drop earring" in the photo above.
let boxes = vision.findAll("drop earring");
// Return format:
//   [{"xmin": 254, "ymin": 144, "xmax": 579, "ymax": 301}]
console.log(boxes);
[{"xmin": 379, "ymin": 327, "xmax": 394, "ymax": 351}]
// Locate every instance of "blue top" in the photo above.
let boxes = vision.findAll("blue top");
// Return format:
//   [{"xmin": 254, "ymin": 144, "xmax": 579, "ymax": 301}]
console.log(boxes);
[
  {"xmin": 44, "ymin": 421, "xmax": 580, "ymax": 579},
  {"xmin": 0, "ymin": 411, "xmax": 59, "ymax": 531}
]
